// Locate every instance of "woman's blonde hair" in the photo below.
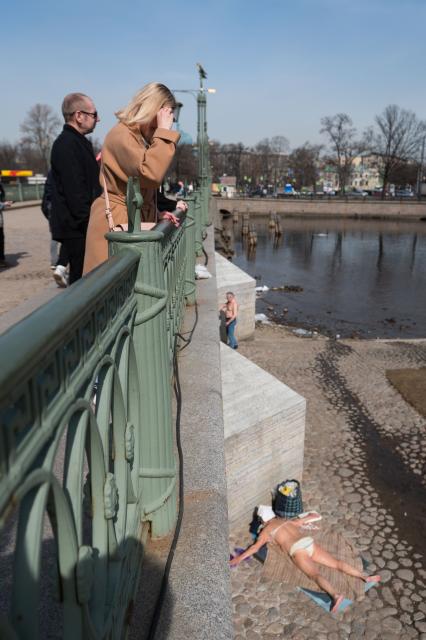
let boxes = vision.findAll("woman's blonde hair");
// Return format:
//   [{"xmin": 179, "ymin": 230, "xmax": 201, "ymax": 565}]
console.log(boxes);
[{"xmin": 116, "ymin": 82, "xmax": 176, "ymax": 126}]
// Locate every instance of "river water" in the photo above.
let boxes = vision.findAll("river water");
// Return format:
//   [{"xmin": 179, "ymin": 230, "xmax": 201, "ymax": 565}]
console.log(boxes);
[{"xmin": 220, "ymin": 216, "xmax": 426, "ymax": 338}]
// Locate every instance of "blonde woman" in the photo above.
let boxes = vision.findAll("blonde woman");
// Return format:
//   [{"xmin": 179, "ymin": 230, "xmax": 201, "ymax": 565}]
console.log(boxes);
[{"xmin": 84, "ymin": 82, "xmax": 186, "ymax": 274}]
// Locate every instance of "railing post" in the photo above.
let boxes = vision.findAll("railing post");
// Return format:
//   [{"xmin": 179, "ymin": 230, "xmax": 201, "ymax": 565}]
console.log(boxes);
[
  {"xmin": 184, "ymin": 195, "xmax": 196, "ymax": 305},
  {"xmin": 17, "ymin": 180, "xmax": 23, "ymax": 202},
  {"xmin": 194, "ymin": 190, "xmax": 203, "ymax": 257},
  {"xmin": 106, "ymin": 180, "xmax": 176, "ymax": 537}
]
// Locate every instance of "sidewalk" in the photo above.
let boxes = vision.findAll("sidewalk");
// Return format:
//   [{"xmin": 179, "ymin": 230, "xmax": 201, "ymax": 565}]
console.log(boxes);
[
  {"xmin": 10, "ymin": 199, "xmax": 42, "ymax": 210},
  {"xmin": 0, "ymin": 204, "xmax": 61, "ymax": 331}
]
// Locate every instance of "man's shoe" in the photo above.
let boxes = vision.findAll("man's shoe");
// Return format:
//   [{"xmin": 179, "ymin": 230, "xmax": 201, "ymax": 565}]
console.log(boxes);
[
  {"xmin": 0, "ymin": 259, "xmax": 10, "ymax": 270},
  {"xmin": 53, "ymin": 265, "xmax": 68, "ymax": 288}
]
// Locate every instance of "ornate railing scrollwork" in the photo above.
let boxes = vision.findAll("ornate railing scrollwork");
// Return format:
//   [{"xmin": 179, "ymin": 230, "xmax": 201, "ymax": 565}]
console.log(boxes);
[{"xmin": 0, "ymin": 177, "xmax": 199, "ymax": 639}]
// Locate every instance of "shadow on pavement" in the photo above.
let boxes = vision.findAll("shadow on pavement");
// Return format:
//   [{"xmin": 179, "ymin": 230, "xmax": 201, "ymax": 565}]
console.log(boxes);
[{"xmin": 2, "ymin": 252, "xmax": 29, "ymax": 268}]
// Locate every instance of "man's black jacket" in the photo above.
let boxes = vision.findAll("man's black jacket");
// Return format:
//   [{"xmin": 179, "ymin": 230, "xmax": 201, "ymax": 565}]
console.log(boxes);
[{"xmin": 50, "ymin": 125, "xmax": 101, "ymax": 240}]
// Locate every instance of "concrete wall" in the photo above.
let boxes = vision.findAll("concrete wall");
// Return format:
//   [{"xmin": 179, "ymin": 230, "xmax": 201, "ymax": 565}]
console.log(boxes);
[
  {"xmin": 221, "ymin": 343, "xmax": 306, "ymax": 528},
  {"xmin": 215, "ymin": 252, "xmax": 255, "ymax": 341},
  {"xmin": 213, "ymin": 196, "xmax": 426, "ymax": 221}
]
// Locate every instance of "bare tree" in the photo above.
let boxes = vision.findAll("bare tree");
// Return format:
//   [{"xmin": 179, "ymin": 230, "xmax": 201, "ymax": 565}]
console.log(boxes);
[
  {"xmin": 320, "ymin": 113, "xmax": 363, "ymax": 194},
  {"xmin": 20, "ymin": 104, "xmax": 61, "ymax": 174},
  {"xmin": 269, "ymin": 135, "xmax": 290, "ymax": 154},
  {"xmin": 289, "ymin": 143, "xmax": 322, "ymax": 192},
  {"xmin": 168, "ymin": 143, "xmax": 197, "ymax": 183},
  {"xmin": 0, "ymin": 141, "xmax": 20, "ymax": 169},
  {"xmin": 371, "ymin": 105, "xmax": 426, "ymax": 198}
]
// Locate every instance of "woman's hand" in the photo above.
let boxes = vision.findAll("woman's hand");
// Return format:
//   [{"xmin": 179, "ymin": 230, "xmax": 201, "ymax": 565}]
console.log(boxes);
[
  {"xmin": 176, "ymin": 200, "xmax": 188, "ymax": 212},
  {"xmin": 162, "ymin": 211, "xmax": 180, "ymax": 227},
  {"xmin": 229, "ymin": 554, "xmax": 242, "ymax": 567},
  {"xmin": 156, "ymin": 106, "xmax": 174, "ymax": 130}
]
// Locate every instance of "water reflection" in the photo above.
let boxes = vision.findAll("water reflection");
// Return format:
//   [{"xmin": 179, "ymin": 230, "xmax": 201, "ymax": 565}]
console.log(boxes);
[{"xmin": 218, "ymin": 215, "xmax": 426, "ymax": 338}]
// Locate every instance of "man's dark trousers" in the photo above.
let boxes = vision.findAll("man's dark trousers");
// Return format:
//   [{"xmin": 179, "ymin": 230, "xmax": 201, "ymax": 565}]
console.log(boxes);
[{"xmin": 61, "ymin": 237, "xmax": 86, "ymax": 284}]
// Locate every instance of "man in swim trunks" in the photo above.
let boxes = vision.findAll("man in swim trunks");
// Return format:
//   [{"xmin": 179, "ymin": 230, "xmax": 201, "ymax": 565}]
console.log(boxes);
[{"xmin": 229, "ymin": 508, "xmax": 380, "ymax": 613}]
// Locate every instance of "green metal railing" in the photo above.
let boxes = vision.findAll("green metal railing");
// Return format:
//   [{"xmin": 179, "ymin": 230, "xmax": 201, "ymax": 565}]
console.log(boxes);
[
  {"xmin": 4, "ymin": 183, "xmax": 44, "ymax": 202},
  {"xmin": 0, "ymin": 178, "xmax": 200, "ymax": 639}
]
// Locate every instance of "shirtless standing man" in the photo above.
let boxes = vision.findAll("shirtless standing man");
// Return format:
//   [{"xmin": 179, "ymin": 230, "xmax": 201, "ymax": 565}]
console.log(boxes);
[
  {"xmin": 230, "ymin": 509, "xmax": 380, "ymax": 613},
  {"xmin": 221, "ymin": 291, "xmax": 238, "ymax": 349}
]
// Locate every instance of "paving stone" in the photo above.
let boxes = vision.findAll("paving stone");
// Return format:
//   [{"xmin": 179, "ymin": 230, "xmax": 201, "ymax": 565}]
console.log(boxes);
[
  {"xmin": 382, "ymin": 617, "xmax": 403, "ymax": 633},
  {"xmin": 381, "ymin": 587, "xmax": 397, "ymax": 606},
  {"xmin": 397, "ymin": 569, "xmax": 415, "ymax": 581},
  {"xmin": 400, "ymin": 558, "xmax": 413, "ymax": 567},
  {"xmin": 400, "ymin": 613, "xmax": 412, "ymax": 626},
  {"xmin": 414, "ymin": 612, "xmax": 426, "ymax": 621},
  {"xmin": 236, "ymin": 603, "xmax": 250, "ymax": 616},
  {"xmin": 266, "ymin": 607, "xmax": 279, "ymax": 623},
  {"xmin": 400, "ymin": 596, "xmax": 414, "ymax": 612},
  {"xmin": 380, "ymin": 569, "xmax": 392, "ymax": 583},
  {"xmin": 416, "ymin": 621, "xmax": 426, "ymax": 633},
  {"xmin": 265, "ymin": 621, "xmax": 284, "ymax": 635},
  {"xmin": 380, "ymin": 606, "xmax": 398, "ymax": 617}
]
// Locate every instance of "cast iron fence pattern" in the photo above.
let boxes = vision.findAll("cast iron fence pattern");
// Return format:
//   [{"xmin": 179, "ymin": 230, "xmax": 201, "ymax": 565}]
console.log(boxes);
[{"xmin": 0, "ymin": 178, "xmax": 201, "ymax": 639}]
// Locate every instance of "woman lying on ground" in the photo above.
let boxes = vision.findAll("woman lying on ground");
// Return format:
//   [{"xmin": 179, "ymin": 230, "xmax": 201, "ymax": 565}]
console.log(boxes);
[
  {"xmin": 229, "ymin": 506, "xmax": 381, "ymax": 613},
  {"xmin": 84, "ymin": 82, "xmax": 187, "ymax": 274}
]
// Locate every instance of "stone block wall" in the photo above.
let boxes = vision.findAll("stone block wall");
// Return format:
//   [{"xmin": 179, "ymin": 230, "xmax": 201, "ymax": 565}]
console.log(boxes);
[{"xmin": 221, "ymin": 343, "xmax": 306, "ymax": 528}]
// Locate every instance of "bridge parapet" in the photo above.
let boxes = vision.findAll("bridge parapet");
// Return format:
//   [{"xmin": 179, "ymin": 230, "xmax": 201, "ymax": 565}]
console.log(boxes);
[{"xmin": 0, "ymin": 178, "xmax": 201, "ymax": 639}]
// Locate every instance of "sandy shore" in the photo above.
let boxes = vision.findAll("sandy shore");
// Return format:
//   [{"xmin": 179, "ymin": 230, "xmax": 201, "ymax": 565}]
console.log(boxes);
[{"xmin": 231, "ymin": 324, "xmax": 426, "ymax": 639}]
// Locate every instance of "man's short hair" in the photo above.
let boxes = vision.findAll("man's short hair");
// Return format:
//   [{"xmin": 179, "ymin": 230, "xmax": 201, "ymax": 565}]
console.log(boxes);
[
  {"xmin": 226, "ymin": 291, "xmax": 235, "ymax": 297},
  {"xmin": 61, "ymin": 93, "xmax": 90, "ymax": 122}
]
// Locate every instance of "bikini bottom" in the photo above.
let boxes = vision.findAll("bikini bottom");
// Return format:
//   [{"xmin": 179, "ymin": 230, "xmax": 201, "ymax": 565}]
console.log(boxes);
[{"xmin": 289, "ymin": 536, "xmax": 314, "ymax": 558}]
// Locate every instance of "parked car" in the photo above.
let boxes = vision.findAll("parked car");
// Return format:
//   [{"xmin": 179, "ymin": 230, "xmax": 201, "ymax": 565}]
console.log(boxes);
[
  {"xmin": 346, "ymin": 189, "xmax": 368, "ymax": 198},
  {"xmin": 394, "ymin": 189, "xmax": 414, "ymax": 198},
  {"xmin": 248, "ymin": 188, "xmax": 265, "ymax": 197}
]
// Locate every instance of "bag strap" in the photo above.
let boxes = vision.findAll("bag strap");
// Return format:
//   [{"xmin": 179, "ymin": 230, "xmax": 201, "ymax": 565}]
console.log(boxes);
[{"xmin": 101, "ymin": 168, "xmax": 116, "ymax": 232}]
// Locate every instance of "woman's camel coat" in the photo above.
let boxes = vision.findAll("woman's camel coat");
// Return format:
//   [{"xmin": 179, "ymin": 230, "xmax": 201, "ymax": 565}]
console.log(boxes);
[{"xmin": 83, "ymin": 122, "xmax": 180, "ymax": 274}]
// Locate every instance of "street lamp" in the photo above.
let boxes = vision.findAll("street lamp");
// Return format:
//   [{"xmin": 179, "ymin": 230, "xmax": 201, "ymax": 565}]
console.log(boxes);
[{"xmin": 173, "ymin": 64, "xmax": 216, "ymax": 230}]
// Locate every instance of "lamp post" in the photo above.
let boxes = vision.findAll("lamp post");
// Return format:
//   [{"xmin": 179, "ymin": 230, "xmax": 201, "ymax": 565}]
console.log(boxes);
[
  {"xmin": 173, "ymin": 64, "xmax": 216, "ymax": 238},
  {"xmin": 416, "ymin": 135, "xmax": 425, "ymax": 201}
]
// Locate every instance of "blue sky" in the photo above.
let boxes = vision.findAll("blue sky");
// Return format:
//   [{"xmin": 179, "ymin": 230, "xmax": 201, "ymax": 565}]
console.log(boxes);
[{"xmin": 3, "ymin": 0, "xmax": 425, "ymax": 149}]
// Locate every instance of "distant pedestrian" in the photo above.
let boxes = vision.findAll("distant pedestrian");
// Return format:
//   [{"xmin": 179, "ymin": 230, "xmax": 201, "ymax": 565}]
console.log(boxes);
[
  {"xmin": 41, "ymin": 170, "xmax": 69, "ymax": 286},
  {"xmin": 0, "ymin": 195, "xmax": 13, "ymax": 270},
  {"xmin": 221, "ymin": 291, "xmax": 238, "ymax": 349},
  {"xmin": 50, "ymin": 93, "xmax": 101, "ymax": 284}
]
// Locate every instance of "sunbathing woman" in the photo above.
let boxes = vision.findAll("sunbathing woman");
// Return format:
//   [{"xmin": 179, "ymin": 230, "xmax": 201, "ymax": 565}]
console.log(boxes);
[{"xmin": 229, "ymin": 507, "xmax": 380, "ymax": 613}]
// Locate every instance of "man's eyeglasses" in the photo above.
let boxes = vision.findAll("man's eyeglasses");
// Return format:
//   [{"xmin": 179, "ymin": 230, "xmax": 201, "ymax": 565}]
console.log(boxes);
[{"xmin": 78, "ymin": 110, "xmax": 98, "ymax": 119}]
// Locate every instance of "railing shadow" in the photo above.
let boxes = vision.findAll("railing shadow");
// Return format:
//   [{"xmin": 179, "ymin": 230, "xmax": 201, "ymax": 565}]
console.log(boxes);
[{"xmin": 0, "ymin": 521, "xmax": 173, "ymax": 639}]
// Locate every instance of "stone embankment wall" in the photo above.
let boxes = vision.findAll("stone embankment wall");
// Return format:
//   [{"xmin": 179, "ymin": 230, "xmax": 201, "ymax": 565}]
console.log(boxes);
[
  {"xmin": 214, "ymin": 196, "xmax": 426, "ymax": 221},
  {"xmin": 216, "ymin": 256, "xmax": 306, "ymax": 528},
  {"xmin": 221, "ymin": 344, "xmax": 306, "ymax": 527}
]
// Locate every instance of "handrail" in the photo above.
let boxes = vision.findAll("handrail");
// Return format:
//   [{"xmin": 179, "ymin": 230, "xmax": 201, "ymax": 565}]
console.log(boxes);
[{"xmin": 0, "ymin": 177, "xmax": 200, "ymax": 639}]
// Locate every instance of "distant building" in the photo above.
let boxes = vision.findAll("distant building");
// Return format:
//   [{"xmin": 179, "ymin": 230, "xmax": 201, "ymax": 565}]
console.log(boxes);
[
  {"xmin": 350, "ymin": 155, "xmax": 382, "ymax": 191},
  {"xmin": 218, "ymin": 175, "xmax": 237, "ymax": 198}
]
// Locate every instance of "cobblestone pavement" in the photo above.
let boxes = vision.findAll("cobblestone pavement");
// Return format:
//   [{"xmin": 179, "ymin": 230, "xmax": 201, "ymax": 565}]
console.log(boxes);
[
  {"xmin": 231, "ymin": 325, "xmax": 426, "ymax": 640},
  {"xmin": 0, "ymin": 205, "xmax": 56, "ymax": 316}
]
